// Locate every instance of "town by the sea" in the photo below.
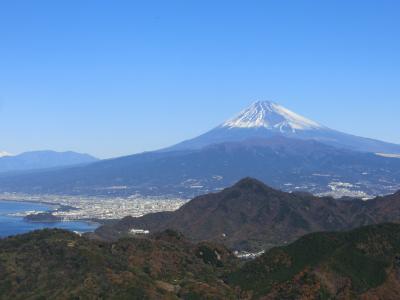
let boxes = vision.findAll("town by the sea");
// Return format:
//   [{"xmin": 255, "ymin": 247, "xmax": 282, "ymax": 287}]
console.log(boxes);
[{"xmin": 0, "ymin": 200, "xmax": 99, "ymax": 238}]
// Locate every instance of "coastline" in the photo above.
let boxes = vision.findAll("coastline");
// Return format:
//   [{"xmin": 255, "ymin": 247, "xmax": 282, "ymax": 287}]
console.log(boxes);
[
  {"xmin": 0, "ymin": 193, "xmax": 188, "ymax": 221},
  {"xmin": 0, "ymin": 199, "xmax": 101, "ymax": 227},
  {"xmin": 0, "ymin": 200, "xmax": 101, "ymax": 238}
]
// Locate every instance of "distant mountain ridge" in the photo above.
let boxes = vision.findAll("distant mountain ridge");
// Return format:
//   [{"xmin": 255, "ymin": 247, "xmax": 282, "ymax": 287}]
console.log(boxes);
[
  {"xmin": 0, "ymin": 150, "xmax": 98, "ymax": 173},
  {"xmin": 0, "ymin": 101, "xmax": 399, "ymax": 197},
  {"xmin": 95, "ymin": 178, "xmax": 400, "ymax": 251},
  {"xmin": 167, "ymin": 101, "xmax": 400, "ymax": 154},
  {"xmin": 0, "ymin": 137, "xmax": 399, "ymax": 197}
]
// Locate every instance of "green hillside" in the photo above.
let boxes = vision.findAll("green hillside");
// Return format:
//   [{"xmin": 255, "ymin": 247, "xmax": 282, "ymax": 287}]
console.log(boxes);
[
  {"xmin": 0, "ymin": 229, "xmax": 236, "ymax": 300},
  {"xmin": 228, "ymin": 223, "xmax": 400, "ymax": 299},
  {"xmin": 2, "ymin": 224, "xmax": 400, "ymax": 299}
]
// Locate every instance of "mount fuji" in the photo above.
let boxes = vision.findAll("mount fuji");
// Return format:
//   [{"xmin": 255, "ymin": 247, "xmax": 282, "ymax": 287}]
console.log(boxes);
[
  {"xmin": 167, "ymin": 101, "xmax": 400, "ymax": 154},
  {"xmin": 0, "ymin": 101, "xmax": 400, "ymax": 198}
]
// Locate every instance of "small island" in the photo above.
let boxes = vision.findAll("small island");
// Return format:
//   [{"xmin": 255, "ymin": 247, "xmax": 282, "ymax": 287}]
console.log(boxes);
[{"xmin": 24, "ymin": 212, "xmax": 62, "ymax": 223}]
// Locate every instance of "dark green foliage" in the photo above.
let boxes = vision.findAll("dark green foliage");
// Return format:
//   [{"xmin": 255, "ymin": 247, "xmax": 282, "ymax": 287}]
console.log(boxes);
[
  {"xmin": 182, "ymin": 292, "xmax": 203, "ymax": 300},
  {"xmin": 196, "ymin": 245, "xmax": 223, "ymax": 267},
  {"xmin": 0, "ymin": 229, "xmax": 237, "ymax": 299},
  {"xmin": 228, "ymin": 223, "xmax": 400, "ymax": 298},
  {"xmin": 2, "ymin": 224, "xmax": 400, "ymax": 299}
]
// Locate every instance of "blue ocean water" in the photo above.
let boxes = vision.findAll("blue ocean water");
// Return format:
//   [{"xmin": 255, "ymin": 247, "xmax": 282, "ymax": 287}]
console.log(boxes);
[{"xmin": 0, "ymin": 200, "xmax": 99, "ymax": 238}]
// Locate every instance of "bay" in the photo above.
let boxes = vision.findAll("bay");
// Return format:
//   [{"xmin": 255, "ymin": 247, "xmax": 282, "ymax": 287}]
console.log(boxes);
[{"xmin": 0, "ymin": 200, "xmax": 98, "ymax": 238}]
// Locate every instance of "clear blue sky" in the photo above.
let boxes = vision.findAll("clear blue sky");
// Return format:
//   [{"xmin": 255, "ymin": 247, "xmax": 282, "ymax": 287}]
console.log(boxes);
[{"xmin": 1, "ymin": 0, "xmax": 399, "ymax": 158}]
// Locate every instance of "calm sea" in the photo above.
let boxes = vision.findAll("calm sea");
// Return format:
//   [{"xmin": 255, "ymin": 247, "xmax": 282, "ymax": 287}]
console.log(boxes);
[{"xmin": 0, "ymin": 200, "xmax": 99, "ymax": 238}]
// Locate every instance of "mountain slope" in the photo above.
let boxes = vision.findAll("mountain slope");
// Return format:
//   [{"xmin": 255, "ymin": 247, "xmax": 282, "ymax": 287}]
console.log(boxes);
[
  {"xmin": 0, "ymin": 137, "xmax": 399, "ymax": 197},
  {"xmin": 95, "ymin": 178, "xmax": 400, "ymax": 251},
  {"xmin": 0, "ymin": 101, "xmax": 399, "ymax": 197},
  {"xmin": 0, "ymin": 229, "xmax": 237, "ymax": 299},
  {"xmin": 228, "ymin": 223, "xmax": 400, "ymax": 299},
  {"xmin": 2, "ymin": 224, "xmax": 400, "ymax": 299},
  {"xmin": 167, "ymin": 101, "xmax": 400, "ymax": 154},
  {"xmin": 0, "ymin": 150, "xmax": 98, "ymax": 173}
]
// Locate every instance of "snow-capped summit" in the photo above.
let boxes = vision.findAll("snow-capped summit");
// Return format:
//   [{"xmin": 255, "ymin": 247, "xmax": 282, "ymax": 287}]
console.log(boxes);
[
  {"xmin": 0, "ymin": 151, "xmax": 12, "ymax": 158},
  {"xmin": 221, "ymin": 101, "xmax": 323, "ymax": 132},
  {"xmin": 165, "ymin": 100, "xmax": 400, "ymax": 154}
]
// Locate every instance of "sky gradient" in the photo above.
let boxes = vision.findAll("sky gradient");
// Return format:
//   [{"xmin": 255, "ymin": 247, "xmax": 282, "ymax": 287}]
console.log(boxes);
[{"xmin": 1, "ymin": 1, "xmax": 399, "ymax": 158}]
